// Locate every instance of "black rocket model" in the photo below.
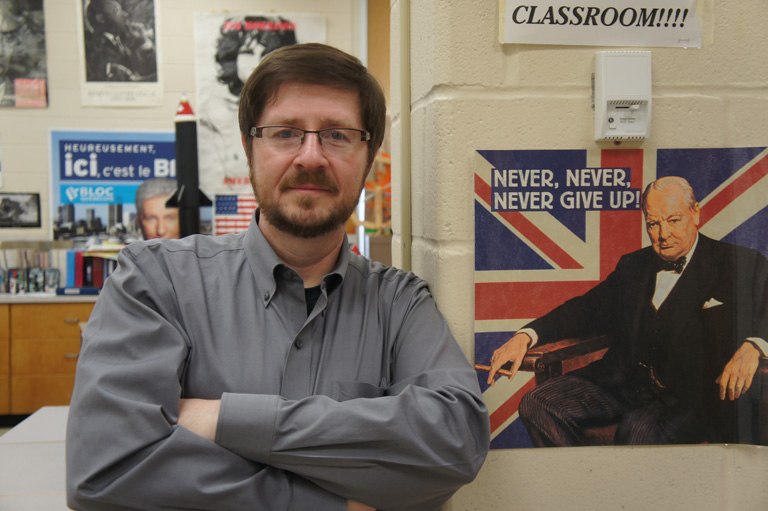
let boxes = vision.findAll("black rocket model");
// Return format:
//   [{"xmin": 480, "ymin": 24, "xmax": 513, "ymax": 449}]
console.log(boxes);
[{"xmin": 166, "ymin": 94, "xmax": 211, "ymax": 237}]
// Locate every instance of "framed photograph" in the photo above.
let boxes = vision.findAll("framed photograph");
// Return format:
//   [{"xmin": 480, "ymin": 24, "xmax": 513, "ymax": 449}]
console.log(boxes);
[{"xmin": 0, "ymin": 192, "xmax": 41, "ymax": 228}]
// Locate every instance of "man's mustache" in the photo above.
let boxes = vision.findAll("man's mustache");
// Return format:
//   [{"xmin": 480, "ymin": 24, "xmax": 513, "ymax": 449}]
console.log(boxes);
[{"xmin": 279, "ymin": 171, "xmax": 339, "ymax": 194}]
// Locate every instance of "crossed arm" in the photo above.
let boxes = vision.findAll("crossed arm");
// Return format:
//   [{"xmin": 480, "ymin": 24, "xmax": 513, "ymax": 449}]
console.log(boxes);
[{"xmin": 177, "ymin": 399, "xmax": 375, "ymax": 511}]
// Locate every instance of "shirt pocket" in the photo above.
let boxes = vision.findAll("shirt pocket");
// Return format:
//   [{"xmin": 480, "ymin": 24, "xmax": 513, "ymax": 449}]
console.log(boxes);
[{"xmin": 332, "ymin": 380, "xmax": 387, "ymax": 402}]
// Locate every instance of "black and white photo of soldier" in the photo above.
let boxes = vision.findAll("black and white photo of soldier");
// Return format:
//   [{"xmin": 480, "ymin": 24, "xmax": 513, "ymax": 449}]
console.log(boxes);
[
  {"xmin": 0, "ymin": 0, "xmax": 46, "ymax": 107},
  {"xmin": 82, "ymin": 0, "xmax": 157, "ymax": 82}
]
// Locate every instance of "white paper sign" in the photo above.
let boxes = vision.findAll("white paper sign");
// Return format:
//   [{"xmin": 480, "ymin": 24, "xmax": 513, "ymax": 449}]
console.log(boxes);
[{"xmin": 501, "ymin": 0, "xmax": 703, "ymax": 48}]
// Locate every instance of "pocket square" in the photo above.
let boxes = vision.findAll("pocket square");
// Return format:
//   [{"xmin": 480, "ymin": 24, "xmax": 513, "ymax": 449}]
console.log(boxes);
[{"xmin": 703, "ymin": 298, "xmax": 723, "ymax": 309}]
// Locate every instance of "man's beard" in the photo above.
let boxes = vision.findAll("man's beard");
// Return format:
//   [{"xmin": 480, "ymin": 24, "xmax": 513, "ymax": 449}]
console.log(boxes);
[{"xmin": 253, "ymin": 168, "xmax": 363, "ymax": 239}]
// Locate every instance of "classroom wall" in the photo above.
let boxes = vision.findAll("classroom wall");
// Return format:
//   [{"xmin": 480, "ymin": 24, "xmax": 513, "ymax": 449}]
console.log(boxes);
[
  {"xmin": 389, "ymin": 0, "xmax": 768, "ymax": 510},
  {"xmin": 0, "ymin": 0, "xmax": 365, "ymax": 240}
]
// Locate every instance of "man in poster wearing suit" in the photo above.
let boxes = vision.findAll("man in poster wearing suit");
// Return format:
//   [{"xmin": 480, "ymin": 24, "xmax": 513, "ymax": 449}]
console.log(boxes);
[
  {"xmin": 487, "ymin": 176, "xmax": 768, "ymax": 446},
  {"xmin": 84, "ymin": 0, "xmax": 156, "ymax": 82}
]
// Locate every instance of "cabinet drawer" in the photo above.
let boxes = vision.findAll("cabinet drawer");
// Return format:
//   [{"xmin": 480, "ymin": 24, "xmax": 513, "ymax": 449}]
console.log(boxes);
[
  {"xmin": 0, "ymin": 375, "xmax": 8, "ymax": 415},
  {"xmin": 0, "ymin": 339, "xmax": 8, "ymax": 375},
  {"xmin": 11, "ymin": 303, "xmax": 94, "ymax": 340},
  {"xmin": 0, "ymin": 304, "xmax": 8, "ymax": 341},
  {"xmin": 11, "ymin": 339, "xmax": 80, "ymax": 375},
  {"xmin": 11, "ymin": 374, "xmax": 76, "ymax": 415}
]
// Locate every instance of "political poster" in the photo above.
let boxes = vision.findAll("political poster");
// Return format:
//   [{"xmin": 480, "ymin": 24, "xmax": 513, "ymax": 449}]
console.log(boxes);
[
  {"xmin": 49, "ymin": 129, "xmax": 176, "ymax": 242},
  {"xmin": 193, "ymin": 12, "xmax": 325, "ymax": 196},
  {"xmin": 500, "ymin": 0, "xmax": 704, "ymax": 48},
  {"xmin": 474, "ymin": 147, "xmax": 768, "ymax": 448}
]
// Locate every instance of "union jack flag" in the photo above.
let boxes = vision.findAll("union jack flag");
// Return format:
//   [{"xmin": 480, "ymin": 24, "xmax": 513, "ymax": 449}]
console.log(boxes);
[
  {"xmin": 214, "ymin": 193, "xmax": 258, "ymax": 235},
  {"xmin": 474, "ymin": 147, "xmax": 768, "ymax": 449}
]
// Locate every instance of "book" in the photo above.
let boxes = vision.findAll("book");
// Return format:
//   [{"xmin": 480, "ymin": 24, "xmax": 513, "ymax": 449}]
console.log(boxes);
[
  {"xmin": 56, "ymin": 287, "xmax": 100, "ymax": 296},
  {"xmin": 74, "ymin": 251, "xmax": 84, "ymax": 288},
  {"xmin": 66, "ymin": 250, "xmax": 76, "ymax": 288}
]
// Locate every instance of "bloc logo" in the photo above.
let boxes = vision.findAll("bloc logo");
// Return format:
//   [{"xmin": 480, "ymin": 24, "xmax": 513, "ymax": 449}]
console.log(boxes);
[
  {"xmin": 63, "ymin": 186, "xmax": 116, "ymax": 204},
  {"xmin": 65, "ymin": 187, "xmax": 80, "ymax": 202}
]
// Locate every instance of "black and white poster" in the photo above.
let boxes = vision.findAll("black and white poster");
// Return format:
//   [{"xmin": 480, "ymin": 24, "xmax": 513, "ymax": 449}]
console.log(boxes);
[
  {"xmin": 0, "ymin": 0, "xmax": 47, "ymax": 108},
  {"xmin": 76, "ymin": 0, "xmax": 162, "ymax": 106},
  {"xmin": 193, "ymin": 12, "xmax": 325, "ymax": 195}
]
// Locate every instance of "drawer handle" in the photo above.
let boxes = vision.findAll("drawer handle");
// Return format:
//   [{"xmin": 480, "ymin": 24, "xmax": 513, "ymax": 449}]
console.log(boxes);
[
  {"xmin": 65, "ymin": 353, "xmax": 80, "ymax": 359},
  {"xmin": 64, "ymin": 318, "xmax": 80, "ymax": 323}
]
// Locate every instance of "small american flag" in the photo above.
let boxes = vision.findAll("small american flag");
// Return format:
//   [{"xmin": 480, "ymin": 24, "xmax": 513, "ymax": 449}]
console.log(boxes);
[{"xmin": 214, "ymin": 194, "xmax": 258, "ymax": 235}]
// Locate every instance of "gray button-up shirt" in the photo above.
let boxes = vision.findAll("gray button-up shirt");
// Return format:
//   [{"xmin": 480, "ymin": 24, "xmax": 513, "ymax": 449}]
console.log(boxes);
[{"xmin": 66, "ymin": 217, "xmax": 490, "ymax": 511}]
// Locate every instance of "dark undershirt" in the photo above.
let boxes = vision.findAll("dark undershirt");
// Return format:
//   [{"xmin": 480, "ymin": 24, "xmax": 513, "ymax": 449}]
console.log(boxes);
[{"xmin": 305, "ymin": 286, "xmax": 322, "ymax": 315}]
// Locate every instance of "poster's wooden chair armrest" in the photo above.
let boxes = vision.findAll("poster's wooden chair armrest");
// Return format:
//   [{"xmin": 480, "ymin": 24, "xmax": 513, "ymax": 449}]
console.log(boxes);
[
  {"xmin": 520, "ymin": 334, "xmax": 612, "ymax": 385},
  {"xmin": 475, "ymin": 334, "xmax": 611, "ymax": 386}
]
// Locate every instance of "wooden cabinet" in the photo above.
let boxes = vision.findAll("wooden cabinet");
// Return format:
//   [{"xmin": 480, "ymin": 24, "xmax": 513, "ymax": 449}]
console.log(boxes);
[
  {"xmin": 8, "ymin": 302, "xmax": 94, "ymax": 415},
  {"xmin": 0, "ymin": 305, "xmax": 9, "ymax": 415}
]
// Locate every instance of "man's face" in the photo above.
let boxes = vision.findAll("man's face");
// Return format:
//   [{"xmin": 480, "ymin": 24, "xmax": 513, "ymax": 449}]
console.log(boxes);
[
  {"xmin": 101, "ymin": 0, "xmax": 129, "ymax": 33},
  {"xmin": 0, "ymin": 2, "xmax": 20, "ymax": 75},
  {"xmin": 644, "ymin": 187, "xmax": 700, "ymax": 261},
  {"xmin": 245, "ymin": 82, "xmax": 369, "ymax": 238},
  {"xmin": 138, "ymin": 195, "xmax": 180, "ymax": 239}
]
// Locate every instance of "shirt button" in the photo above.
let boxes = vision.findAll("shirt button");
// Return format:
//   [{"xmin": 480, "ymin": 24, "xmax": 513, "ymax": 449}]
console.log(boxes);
[
  {"xmin": 264, "ymin": 292, "xmax": 270, "ymax": 301},
  {"xmin": 295, "ymin": 339, "xmax": 303, "ymax": 349}
]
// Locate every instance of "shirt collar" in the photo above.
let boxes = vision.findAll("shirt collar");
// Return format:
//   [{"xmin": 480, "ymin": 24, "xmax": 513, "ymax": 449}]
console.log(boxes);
[
  {"xmin": 102, "ymin": 31, "xmax": 119, "ymax": 45},
  {"xmin": 679, "ymin": 234, "xmax": 698, "ymax": 273},
  {"xmin": 243, "ymin": 209, "xmax": 349, "ymax": 306}
]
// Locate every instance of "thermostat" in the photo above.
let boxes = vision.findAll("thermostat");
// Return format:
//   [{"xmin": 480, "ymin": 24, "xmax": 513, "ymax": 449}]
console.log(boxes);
[{"xmin": 594, "ymin": 51, "xmax": 652, "ymax": 141}]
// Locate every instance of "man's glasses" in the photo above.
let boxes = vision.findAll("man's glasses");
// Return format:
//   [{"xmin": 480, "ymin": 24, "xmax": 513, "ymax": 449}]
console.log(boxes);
[{"xmin": 250, "ymin": 126, "xmax": 371, "ymax": 153}]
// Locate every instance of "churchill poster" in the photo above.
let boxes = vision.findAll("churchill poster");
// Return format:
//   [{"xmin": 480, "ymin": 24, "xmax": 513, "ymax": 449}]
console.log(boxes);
[{"xmin": 475, "ymin": 148, "xmax": 768, "ymax": 448}]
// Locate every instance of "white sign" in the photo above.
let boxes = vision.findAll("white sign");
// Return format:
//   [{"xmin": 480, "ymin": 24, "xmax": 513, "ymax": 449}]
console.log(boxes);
[{"xmin": 500, "ymin": 0, "xmax": 703, "ymax": 48}]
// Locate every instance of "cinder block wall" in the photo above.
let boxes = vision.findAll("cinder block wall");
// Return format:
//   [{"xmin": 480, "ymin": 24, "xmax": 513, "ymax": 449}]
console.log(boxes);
[{"xmin": 390, "ymin": 1, "xmax": 768, "ymax": 510}]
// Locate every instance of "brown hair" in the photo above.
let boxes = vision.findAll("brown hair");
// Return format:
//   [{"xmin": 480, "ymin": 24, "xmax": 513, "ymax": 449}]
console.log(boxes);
[{"xmin": 239, "ymin": 43, "xmax": 386, "ymax": 171}]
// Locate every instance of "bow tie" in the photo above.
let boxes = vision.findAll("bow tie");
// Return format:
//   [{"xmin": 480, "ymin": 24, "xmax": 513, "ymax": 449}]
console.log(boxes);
[{"xmin": 657, "ymin": 256, "xmax": 686, "ymax": 273}]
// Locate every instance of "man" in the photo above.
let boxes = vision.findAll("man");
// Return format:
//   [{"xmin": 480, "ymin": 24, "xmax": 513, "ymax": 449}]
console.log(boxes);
[
  {"xmin": 134, "ymin": 177, "xmax": 180, "ymax": 240},
  {"xmin": 67, "ymin": 43, "xmax": 489, "ymax": 511},
  {"xmin": 84, "ymin": 0, "xmax": 156, "ymax": 82},
  {"xmin": 487, "ymin": 176, "xmax": 768, "ymax": 446}
]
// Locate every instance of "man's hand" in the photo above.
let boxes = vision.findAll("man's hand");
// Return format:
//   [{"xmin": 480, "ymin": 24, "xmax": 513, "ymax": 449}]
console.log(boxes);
[
  {"xmin": 178, "ymin": 398, "xmax": 221, "ymax": 441},
  {"xmin": 487, "ymin": 332, "xmax": 532, "ymax": 386},
  {"xmin": 716, "ymin": 342, "xmax": 761, "ymax": 400},
  {"xmin": 347, "ymin": 500, "xmax": 375, "ymax": 511}
]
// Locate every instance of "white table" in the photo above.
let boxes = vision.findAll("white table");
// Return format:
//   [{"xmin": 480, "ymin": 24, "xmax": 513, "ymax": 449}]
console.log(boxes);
[{"xmin": 0, "ymin": 406, "xmax": 71, "ymax": 510}]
